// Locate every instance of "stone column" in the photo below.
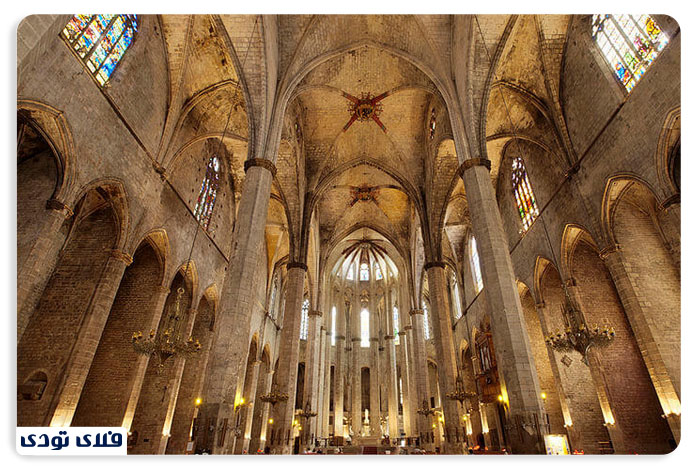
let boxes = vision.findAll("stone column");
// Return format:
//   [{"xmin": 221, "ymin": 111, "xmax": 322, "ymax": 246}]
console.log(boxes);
[
  {"xmin": 48, "ymin": 249, "xmax": 131, "ymax": 427},
  {"xmin": 350, "ymin": 337, "xmax": 362, "ymax": 438},
  {"xmin": 321, "ymin": 328, "xmax": 332, "ymax": 441},
  {"xmin": 424, "ymin": 263, "xmax": 465, "ymax": 453},
  {"xmin": 397, "ymin": 330, "xmax": 412, "ymax": 437},
  {"xmin": 369, "ymin": 297, "xmax": 381, "ymax": 436},
  {"xmin": 384, "ymin": 292, "xmax": 399, "ymax": 440},
  {"xmin": 236, "ymin": 359, "xmax": 262, "ymax": 453},
  {"xmin": 257, "ymin": 368, "xmax": 274, "ymax": 451},
  {"xmin": 121, "ymin": 285, "xmax": 171, "ymax": 430},
  {"xmin": 333, "ymin": 302, "xmax": 346, "ymax": 439},
  {"xmin": 408, "ymin": 308, "xmax": 433, "ymax": 450},
  {"xmin": 658, "ymin": 196, "xmax": 680, "ymax": 271},
  {"xmin": 267, "ymin": 262, "xmax": 306, "ymax": 454},
  {"xmin": 17, "ymin": 199, "xmax": 72, "ymax": 340},
  {"xmin": 600, "ymin": 246, "xmax": 681, "ymax": 443},
  {"xmin": 302, "ymin": 309, "xmax": 323, "ymax": 448},
  {"xmin": 459, "ymin": 158, "xmax": 547, "ymax": 453},
  {"xmin": 198, "ymin": 159, "xmax": 276, "ymax": 453}
]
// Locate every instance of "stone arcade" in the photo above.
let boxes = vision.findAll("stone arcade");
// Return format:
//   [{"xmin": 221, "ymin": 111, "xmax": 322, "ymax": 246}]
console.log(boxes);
[{"xmin": 17, "ymin": 14, "xmax": 680, "ymax": 455}]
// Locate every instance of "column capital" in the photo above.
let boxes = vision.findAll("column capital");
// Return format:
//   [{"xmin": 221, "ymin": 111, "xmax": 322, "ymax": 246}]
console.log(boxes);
[
  {"xmin": 534, "ymin": 300, "xmax": 546, "ymax": 309},
  {"xmin": 397, "ymin": 331, "xmax": 407, "ymax": 336},
  {"xmin": 46, "ymin": 197, "xmax": 74, "ymax": 218},
  {"xmin": 156, "ymin": 285, "xmax": 171, "ymax": 295},
  {"xmin": 336, "ymin": 335, "xmax": 346, "ymax": 341},
  {"xmin": 423, "ymin": 261, "xmax": 446, "ymax": 270},
  {"xmin": 599, "ymin": 244, "xmax": 621, "ymax": 259},
  {"xmin": 370, "ymin": 337, "xmax": 379, "ymax": 342},
  {"xmin": 152, "ymin": 160, "xmax": 167, "ymax": 180},
  {"xmin": 457, "ymin": 158, "xmax": 491, "ymax": 178},
  {"xmin": 402, "ymin": 325, "xmax": 413, "ymax": 331},
  {"xmin": 409, "ymin": 308, "xmax": 424, "ymax": 316},
  {"xmin": 243, "ymin": 158, "xmax": 277, "ymax": 177},
  {"xmin": 309, "ymin": 309, "xmax": 323, "ymax": 317},
  {"xmin": 351, "ymin": 337, "xmax": 361, "ymax": 343},
  {"xmin": 286, "ymin": 261, "xmax": 308, "ymax": 271},
  {"xmin": 564, "ymin": 277, "xmax": 577, "ymax": 287},
  {"xmin": 384, "ymin": 335, "xmax": 394, "ymax": 340},
  {"xmin": 109, "ymin": 249, "xmax": 133, "ymax": 265}
]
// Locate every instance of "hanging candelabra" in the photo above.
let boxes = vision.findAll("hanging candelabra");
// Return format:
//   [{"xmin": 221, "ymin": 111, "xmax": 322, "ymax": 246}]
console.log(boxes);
[
  {"xmin": 296, "ymin": 402, "xmax": 318, "ymax": 421},
  {"xmin": 544, "ymin": 289, "xmax": 615, "ymax": 364},
  {"xmin": 259, "ymin": 384, "xmax": 289, "ymax": 406},
  {"xmin": 445, "ymin": 375, "xmax": 477, "ymax": 416},
  {"xmin": 416, "ymin": 399, "xmax": 435, "ymax": 417},
  {"xmin": 132, "ymin": 285, "xmax": 201, "ymax": 368}
]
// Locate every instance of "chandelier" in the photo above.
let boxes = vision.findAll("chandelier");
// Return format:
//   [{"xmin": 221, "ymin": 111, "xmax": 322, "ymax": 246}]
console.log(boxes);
[
  {"xmin": 132, "ymin": 286, "xmax": 201, "ymax": 368},
  {"xmin": 259, "ymin": 384, "xmax": 289, "ymax": 406},
  {"xmin": 544, "ymin": 290, "xmax": 615, "ymax": 364},
  {"xmin": 296, "ymin": 402, "xmax": 317, "ymax": 421},
  {"xmin": 445, "ymin": 375, "xmax": 477, "ymax": 409},
  {"xmin": 416, "ymin": 399, "xmax": 435, "ymax": 417}
]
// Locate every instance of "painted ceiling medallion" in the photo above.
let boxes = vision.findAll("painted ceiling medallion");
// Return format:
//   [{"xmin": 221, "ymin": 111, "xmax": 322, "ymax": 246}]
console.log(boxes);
[
  {"xmin": 342, "ymin": 91, "xmax": 390, "ymax": 133},
  {"xmin": 349, "ymin": 184, "xmax": 378, "ymax": 206}
]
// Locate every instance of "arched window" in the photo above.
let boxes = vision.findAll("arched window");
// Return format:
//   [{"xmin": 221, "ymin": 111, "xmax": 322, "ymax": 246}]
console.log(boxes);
[
  {"xmin": 511, "ymin": 156, "xmax": 539, "ymax": 231},
  {"xmin": 422, "ymin": 299, "xmax": 431, "ymax": 340},
  {"xmin": 360, "ymin": 309, "xmax": 370, "ymax": 347},
  {"xmin": 393, "ymin": 306, "xmax": 400, "ymax": 345},
  {"xmin": 429, "ymin": 108, "xmax": 437, "ymax": 140},
  {"xmin": 470, "ymin": 236, "xmax": 484, "ymax": 294},
  {"xmin": 374, "ymin": 263, "xmax": 383, "ymax": 281},
  {"xmin": 346, "ymin": 264, "xmax": 355, "ymax": 281},
  {"xmin": 268, "ymin": 274, "xmax": 278, "ymax": 320},
  {"xmin": 591, "ymin": 15, "xmax": 669, "ymax": 92},
  {"xmin": 360, "ymin": 263, "xmax": 370, "ymax": 281},
  {"xmin": 62, "ymin": 15, "xmax": 139, "ymax": 86},
  {"xmin": 331, "ymin": 306, "xmax": 337, "ymax": 346},
  {"xmin": 451, "ymin": 274, "xmax": 463, "ymax": 321},
  {"xmin": 193, "ymin": 155, "xmax": 221, "ymax": 230},
  {"xmin": 300, "ymin": 299, "xmax": 309, "ymax": 340}
]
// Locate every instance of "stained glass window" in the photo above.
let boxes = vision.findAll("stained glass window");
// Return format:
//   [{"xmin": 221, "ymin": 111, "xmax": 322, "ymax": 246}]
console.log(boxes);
[
  {"xmin": 62, "ymin": 15, "xmax": 139, "ymax": 86},
  {"xmin": 374, "ymin": 263, "xmax": 383, "ymax": 280},
  {"xmin": 361, "ymin": 309, "xmax": 370, "ymax": 347},
  {"xmin": 591, "ymin": 15, "xmax": 669, "ymax": 93},
  {"xmin": 346, "ymin": 264, "xmax": 354, "ymax": 281},
  {"xmin": 360, "ymin": 263, "xmax": 370, "ymax": 281},
  {"xmin": 422, "ymin": 299, "xmax": 431, "ymax": 340},
  {"xmin": 429, "ymin": 108, "xmax": 437, "ymax": 140},
  {"xmin": 451, "ymin": 275, "xmax": 463, "ymax": 320},
  {"xmin": 193, "ymin": 155, "xmax": 220, "ymax": 230},
  {"xmin": 331, "ymin": 306, "xmax": 337, "ymax": 346},
  {"xmin": 300, "ymin": 299, "xmax": 309, "ymax": 340},
  {"xmin": 269, "ymin": 275, "xmax": 278, "ymax": 319},
  {"xmin": 511, "ymin": 156, "xmax": 539, "ymax": 232},
  {"xmin": 470, "ymin": 236, "xmax": 484, "ymax": 294},
  {"xmin": 393, "ymin": 306, "xmax": 400, "ymax": 345}
]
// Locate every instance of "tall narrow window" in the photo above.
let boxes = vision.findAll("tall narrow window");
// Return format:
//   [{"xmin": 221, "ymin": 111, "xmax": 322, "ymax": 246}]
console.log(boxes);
[
  {"xmin": 300, "ymin": 299, "xmax": 309, "ymax": 340},
  {"xmin": 374, "ymin": 263, "xmax": 383, "ymax": 280},
  {"xmin": 360, "ymin": 263, "xmax": 370, "ymax": 281},
  {"xmin": 591, "ymin": 15, "xmax": 669, "ymax": 93},
  {"xmin": 346, "ymin": 264, "xmax": 354, "ymax": 281},
  {"xmin": 194, "ymin": 155, "xmax": 221, "ymax": 230},
  {"xmin": 511, "ymin": 157, "xmax": 539, "ymax": 232},
  {"xmin": 331, "ymin": 306, "xmax": 337, "ymax": 346},
  {"xmin": 422, "ymin": 300, "xmax": 431, "ymax": 340},
  {"xmin": 268, "ymin": 275, "xmax": 278, "ymax": 320},
  {"xmin": 393, "ymin": 306, "xmax": 400, "ymax": 345},
  {"xmin": 361, "ymin": 309, "xmax": 370, "ymax": 347},
  {"xmin": 62, "ymin": 15, "xmax": 139, "ymax": 86},
  {"xmin": 451, "ymin": 275, "xmax": 463, "ymax": 320},
  {"xmin": 470, "ymin": 236, "xmax": 484, "ymax": 294}
]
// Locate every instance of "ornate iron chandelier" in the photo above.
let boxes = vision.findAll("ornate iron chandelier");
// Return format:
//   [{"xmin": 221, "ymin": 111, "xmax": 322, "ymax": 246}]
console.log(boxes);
[
  {"xmin": 445, "ymin": 375, "xmax": 477, "ymax": 409},
  {"xmin": 132, "ymin": 285, "xmax": 201, "ymax": 367},
  {"xmin": 296, "ymin": 402, "xmax": 317, "ymax": 421},
  {"xmin": 259, "ymin": 384, "xmax": 289, "ymax": 406},
  {"xmin": 544, "ymin": 290, "xmax": 615, "ymax": 364},
  {"xmin": 416, "ymin": 399, "xmax": 435, "ymax": 417}
]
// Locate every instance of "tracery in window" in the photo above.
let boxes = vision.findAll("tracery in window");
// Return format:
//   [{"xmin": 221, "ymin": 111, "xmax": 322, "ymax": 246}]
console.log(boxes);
[
  {"xmin": 470, "ymin": 236, "xmax": 484, "ymax": 294},
  {"xmin": 62, "ymin": 15, "xmax": 139, "ymax": 86},
  {"xmin": 393, "ymin": 306, "xmax": 400, "ymax": 345},
  {"xmin": 511, "ymin": 156, "xmax": 539, "ymax": 232},
  {"xmin": 361, "ymin": 309, "xmax": 370, "ymax": 347},
  {"xmin": 360, "ymin": 263, "xmax": 370, "ymax": 281},
  {"xmin": 374, "ymin": 263, "xmax": 383, "ymax": 281},
  {"xmin": 331, "ymin": 306, "xmax": 337, "ymax": 346},
  {"xmin": 591, "ymin": 15, "xmax": 669, "ymax": 92},
  {"xmin": 300, "ymin": 299, "xmax": 309, "ymax": 340},
  {"xmin": 429, "ymin": 108, "xmax": 436, "ymax": 140},
  {"xmin": 193, "ymin": 155, "xmax": 221, "ymax": 230},
  {"xmin": 422, "ymin": 300, "xmax": 431, "ymax": 340},
  {"xmin": 451, "ymin": 275, "xmax": 463, "ymax": 320}
]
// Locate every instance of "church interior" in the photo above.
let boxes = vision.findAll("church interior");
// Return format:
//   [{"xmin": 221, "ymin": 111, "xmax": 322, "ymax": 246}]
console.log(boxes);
[{"xmin": 16, "ymin": 14, "xmax": 681, "ymax": 455}]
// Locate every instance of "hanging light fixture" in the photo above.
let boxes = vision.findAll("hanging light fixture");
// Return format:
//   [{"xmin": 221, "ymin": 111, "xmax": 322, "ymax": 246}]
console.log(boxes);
[
  {"xmin": 259, "ymin": 383, "xmax": 289, "ymax": 406},
  {"xmin": 445, "ymin": 375, "xmax": 477, "ymax": 411}
]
